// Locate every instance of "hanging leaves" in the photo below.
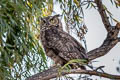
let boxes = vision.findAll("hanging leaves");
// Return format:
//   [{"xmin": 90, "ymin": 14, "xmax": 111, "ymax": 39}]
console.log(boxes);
[
  {"xmin": 42, "ymin": 0, "xmax": 53, "ymax": 17},
  {"xmin": 0, "ymin": 0, "xmax": 47, "ymax": 79}
]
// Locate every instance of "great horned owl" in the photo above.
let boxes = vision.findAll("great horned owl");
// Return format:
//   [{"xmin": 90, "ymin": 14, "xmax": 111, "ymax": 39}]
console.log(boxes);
[{"xmin": 40, "ymin": 15, "xmax": 88, "ymax": 68}]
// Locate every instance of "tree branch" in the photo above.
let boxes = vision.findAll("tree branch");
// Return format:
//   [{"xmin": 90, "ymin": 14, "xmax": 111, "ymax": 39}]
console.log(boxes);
[
  {"xmin": 87, "ymin": 0, "xmax": 120, "ymax": 60},
  {"xmin": 95, "ymin": 0, "xmax": 111, "ymax": 32},
  {"xmin": 26, "ymin": 66, "xmax": 120, "ymax": 80},
  {"xmin": 88, "ymin": 25, "xmax": 120, "ymax": 60}
]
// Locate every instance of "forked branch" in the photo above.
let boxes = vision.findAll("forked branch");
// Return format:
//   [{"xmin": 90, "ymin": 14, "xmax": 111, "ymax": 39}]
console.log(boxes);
[{"xmin": 88, "ymin": 23, "xmax": 120, "ymax": 60}]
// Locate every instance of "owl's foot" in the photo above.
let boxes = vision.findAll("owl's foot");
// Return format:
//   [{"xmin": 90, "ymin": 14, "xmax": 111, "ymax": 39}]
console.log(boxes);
[
  {"xmin": 70, "ymin": 63, "xmax": 86, "ymax": 69},
  {"xmin": 51, "ymin": 64, "xmax": 57, "ymax": 67},
  {"xmin": 50, "ymin": 64, "xmax": 61, "ymax": 68}
]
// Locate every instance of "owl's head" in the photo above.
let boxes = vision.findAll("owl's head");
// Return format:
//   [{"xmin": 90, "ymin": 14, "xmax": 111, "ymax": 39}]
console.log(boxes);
[{"xmin": 40, "ymin": 15, "xmax": 62, "ymax": 31}]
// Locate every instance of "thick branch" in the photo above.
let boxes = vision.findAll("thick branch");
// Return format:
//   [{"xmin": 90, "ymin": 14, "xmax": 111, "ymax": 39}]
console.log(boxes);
[
  {"xmin": 26, "ymin": 66, "xmax": 120, "ymax": 80},
  {"xmin": 87, "ymin": 38, "xmax": 118, "ymax": 60},
  {"xmin": 95, "ymin": 0, "xmax": 111, "ymax": 32},
  {"xmin": 88, "ymin": 23, "xmax": 120, "ymax": 60}
]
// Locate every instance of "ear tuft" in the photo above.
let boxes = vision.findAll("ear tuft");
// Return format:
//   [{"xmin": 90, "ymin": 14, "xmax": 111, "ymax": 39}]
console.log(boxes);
[{"xmin": 54, "ymin": 14, "xmax": 61, "ymax": 18}]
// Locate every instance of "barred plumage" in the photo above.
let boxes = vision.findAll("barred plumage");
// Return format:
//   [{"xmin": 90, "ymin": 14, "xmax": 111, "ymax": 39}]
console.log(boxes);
[{"xmin": 40, "ymin": 15, "xmax": 88, "ymax": 68}]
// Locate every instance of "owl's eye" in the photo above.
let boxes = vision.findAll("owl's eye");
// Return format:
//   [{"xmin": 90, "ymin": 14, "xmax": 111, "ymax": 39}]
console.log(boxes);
[
  {"xmin": 50, "ymin": 19, "xmax": 56, "ymax": 24},
  {"xmin": 41, "ymin": 20, "xmax": 45, "ymax": 24}
]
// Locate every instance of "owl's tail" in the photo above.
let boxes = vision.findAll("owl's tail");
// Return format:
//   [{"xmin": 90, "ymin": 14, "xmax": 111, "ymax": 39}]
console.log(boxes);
[{"xmin": 69, "ymin": 63, "xmax": 86, "ymax": 69}]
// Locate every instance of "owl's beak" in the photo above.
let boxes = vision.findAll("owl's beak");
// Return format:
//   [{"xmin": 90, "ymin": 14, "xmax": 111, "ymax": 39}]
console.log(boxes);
[{"xmin": 53, "ymin": 14, "xmax": 61, "ymax": 18}]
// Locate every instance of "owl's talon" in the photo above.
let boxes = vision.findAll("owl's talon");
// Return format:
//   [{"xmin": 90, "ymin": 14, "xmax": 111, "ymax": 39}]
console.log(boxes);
[{"xmin": 51, "ymin": 64, "xmax": 57, "ymax": 67}]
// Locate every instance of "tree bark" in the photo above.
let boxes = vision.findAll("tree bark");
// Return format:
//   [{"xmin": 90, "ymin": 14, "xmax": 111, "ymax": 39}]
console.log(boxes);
[{"xmin": 26, "ymin": 66, "xmax": 120, "ymax": 80}]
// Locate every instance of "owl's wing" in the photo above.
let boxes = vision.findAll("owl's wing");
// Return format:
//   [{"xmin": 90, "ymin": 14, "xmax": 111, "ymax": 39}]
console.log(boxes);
[{"xmin": 45, "ymin": 28, "xmax": 88, "ymax": 61}]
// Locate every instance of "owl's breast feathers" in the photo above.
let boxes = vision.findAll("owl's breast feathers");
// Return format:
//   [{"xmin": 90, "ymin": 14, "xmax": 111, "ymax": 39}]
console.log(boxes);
[{"xmin": 42, "ymin": 27, "xmax": 88, "ymax": 62}]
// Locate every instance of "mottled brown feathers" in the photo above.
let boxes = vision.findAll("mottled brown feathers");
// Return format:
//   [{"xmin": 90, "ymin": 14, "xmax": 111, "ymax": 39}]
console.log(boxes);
[{"xmin": 40, "ymin": 15, "xmax": 88, "ymax": 68}]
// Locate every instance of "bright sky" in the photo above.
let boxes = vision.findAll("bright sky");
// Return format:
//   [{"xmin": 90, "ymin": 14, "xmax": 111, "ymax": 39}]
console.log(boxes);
[{"xmin": 51, "ymin": 1, "xmax": 120, "ymax": 80}]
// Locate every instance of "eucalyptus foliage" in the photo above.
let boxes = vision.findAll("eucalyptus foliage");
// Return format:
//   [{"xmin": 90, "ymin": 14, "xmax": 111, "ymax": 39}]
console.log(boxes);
[{"xmin": 0, "ymin": 0, "xmax": 47, "ymax": 80}]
